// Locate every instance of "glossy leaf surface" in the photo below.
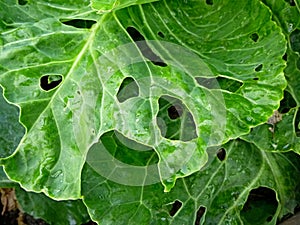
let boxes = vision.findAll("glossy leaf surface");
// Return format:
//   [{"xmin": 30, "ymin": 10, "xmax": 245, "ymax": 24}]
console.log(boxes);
[
  {"xmin": 0, "ymin": 0, "xmax": 287, "ymax": 199},
  {"xmin": 82, "ymin": 140, "xmax": 300, "ymax": 224},
  {"xmin": 0, "ymin": 0, "xmax": 299, "ymax": 224},
  {"xmin": 0, "ymin": 87, "xmax": 24, "ymax": 159},
  {"xmin": 258, "ymin": 0, "xmax": 300, "ymax": 155}
]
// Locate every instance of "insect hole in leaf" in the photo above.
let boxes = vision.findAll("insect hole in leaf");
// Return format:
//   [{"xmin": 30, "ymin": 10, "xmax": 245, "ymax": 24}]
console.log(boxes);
[
  {"xmin": 60, "ymin": 19, "xmax": 97, "ymax": 29},
  {"xmin": 169, "ymin": 200, "xmax": 182, "ymax": 216},
  {"xmin": 216, "ymin": 148, "xmax": 226, "ymax": 161},
  {"xmin": 18, "ymin": 0, "xmax": 28, "ymax": 5},
  {"xmin": 157, "ymin": 95, "xmax": 197, "ymax": 141},
  {"xmin": 195, "ymin": 206, "xmax": 206, "ymax": 225},
  {"xmin": 40, "ymin": 74, "xmax": 63, "ymax": 91},
  {"xmin": 241, "ymin": 187, "xmax": 278, "ymax": 224},
  {"xmin": 117, "ymin": 77, "xmax": 139, "ymax": 103},
  {"xmin": 126, "ymin": 27, "xmax": 167, "ymax": 67},
  {"xmin": 250, "ymin": 33, "xmax": 259, "ymax": 42}
]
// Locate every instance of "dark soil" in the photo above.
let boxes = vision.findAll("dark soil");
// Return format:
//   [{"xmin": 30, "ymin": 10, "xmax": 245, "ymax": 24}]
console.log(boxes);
[
  {"xmin": 0, "ymin": 208, "xmax": 20, "ymax": 225},
  {"xmin": 0, "ymin": 203, "xmax": 49, "ymax": 225}
]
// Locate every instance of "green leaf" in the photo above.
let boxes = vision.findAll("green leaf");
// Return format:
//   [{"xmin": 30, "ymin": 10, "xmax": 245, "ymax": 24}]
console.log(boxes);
[
  {"xmin": 261, "ymin": 0, "xmax": 300, "ymax": 104},
  {"xmin": 0, "ymin": 166, "xmax": 17, "ymax": 187},
  {"xmin": 261, "ymin": 0, "xmax": 300, "ymax": 35},
  {"xmin": 82, "ymin": 139, "xmax": 300, "ymax": 224},
  {"xmin": 241, "ymin": 109, "xmax": 300, "ymax": 154},
  {"xmin": 91, "ymin": 0, "xmax": 159, "ymax": 12},
  {"xmin": 0, "ymin": 86, "xmax": 25, "ymax": 160},
  {"xmin": 0, "ymin": 0, "xmax": 286, "ymax": 199},
  {"xmin": 258, "ymin": 0, "xmax": 300, "ymax": 155}
]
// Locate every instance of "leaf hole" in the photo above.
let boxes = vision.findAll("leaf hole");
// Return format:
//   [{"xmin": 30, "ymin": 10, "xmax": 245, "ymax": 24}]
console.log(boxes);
[
  {"xmin": 250, "ymin": 33, "xmax": 259, "ymax": 42},
  {"xmin": 94, "ymin": 130, "xmax": 158, "ymax": 166},
  {"xmin": 196, "ymin": 76, "xmax": 242, "ymax": 92},
  {"xmin": 255, "ymin": 64, "xmax": 263, "ymax": 72},
  {"xmin": 169, "ymin": 200, "xmax": 182, "ymax": 216},
  {"xmin": 126, "ymin": 27, "xmax": 167, "ymax": 67},
  {"xmin": 290, "ymin": 29, "xmax": 300, "ymax": 53},
  {"xmin": 241, "ymin": 187, "xmax": 278, "ymax": 224},
  {"xmin": 40, "ymin": 75, "xmax": 62, "ymax": 91},
  {"xmin": 285, "ymin": 0, "xmax": 296, "ymax": 6},
  {"xmin": 168, "ymin": 105, "xmax": 183, "ymax": 120},
  {"xmin": 252, "ymin": 77, "xmax": 259, "ymax": 81},
  {"xmin": 157, "ymin": 95, "xmax": 197, "ymax": 141},
  {"xmin": 60, "ymin": 19, "xmax": 97, "ymax": 29},
  {"xmin": 86, "ymin": 130, "xmax": 159, "ymax": 190},
  {"xmin": 266, "ymin": 216, "xmax": 273, "ymax": 222},
  {"xmin": 117, "ymin": 77, "xmax": 139, "ymax": 103},
  {"xmin": 216, "ymin": 148, "xmax": 226, "ymax": 161},
  {"xmin": 278, "ymin": 90, "xmax": 297, "ymax": 113},
  {"xmin": 158, "ymin": 31, "xmax": 165, "ymax": 38},
  {"xmin": 195, "ymin": 206, "xmax": 206, "ymax": 225},
  {"xmin": 18, "ymin": 0, "xmax": 28, "ymax": 5},
  {"xmin": 282, "ymin": 53, "xmax": 288, "ymax": 61},
  {"xmin": 126, "ymin": 26, "xmax": 145, "ymax": 42},
  {"xmin": 205, "ymin": 0, "xmax": 213, "ymax": 5}
]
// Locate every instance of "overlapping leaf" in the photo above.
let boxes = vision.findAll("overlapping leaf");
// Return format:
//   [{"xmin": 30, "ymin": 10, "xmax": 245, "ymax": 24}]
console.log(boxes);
[
  {"xmin": 0, "ymin": 86, "xmax": 24, "ymax": 159},
  {"xmin": 82, "ymin": 139, "xmax": 300, "ymax": 224},
  {"xmin": 254, "ymin": 0, "xmax": 300, "ymax": 155},
  {"xmin": 0, "ymin": 0, "xmax": 287, "ymax": 200},
  {"xmin": 242, "ymin": 109, "xmax": 300, "ymax": 154}
]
